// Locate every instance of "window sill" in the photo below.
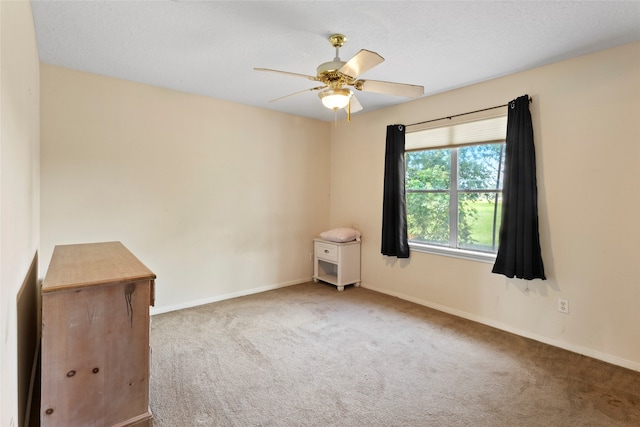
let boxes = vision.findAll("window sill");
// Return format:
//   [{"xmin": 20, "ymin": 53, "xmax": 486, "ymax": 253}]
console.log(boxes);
[{"xmin": 409, "ymin": 242, "xmax": 497, "ymax": 264}]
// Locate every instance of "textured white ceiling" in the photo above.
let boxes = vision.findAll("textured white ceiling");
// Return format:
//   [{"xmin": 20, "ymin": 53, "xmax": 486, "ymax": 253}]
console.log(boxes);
[{"xmin": 31, "ymin": 0, "xmax": 640, "ymax": 122}]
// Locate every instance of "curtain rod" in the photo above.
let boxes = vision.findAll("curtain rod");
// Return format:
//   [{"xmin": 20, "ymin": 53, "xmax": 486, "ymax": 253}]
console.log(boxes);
[{"xmin": 406, "ymin": 97, "xmax": 532, "ymax": 128}]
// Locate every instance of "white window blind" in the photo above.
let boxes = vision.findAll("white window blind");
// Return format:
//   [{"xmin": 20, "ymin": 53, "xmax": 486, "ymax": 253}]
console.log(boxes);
[{"xmin": 406, "ymin": 114, "xmax": 507, "ymax": 151}]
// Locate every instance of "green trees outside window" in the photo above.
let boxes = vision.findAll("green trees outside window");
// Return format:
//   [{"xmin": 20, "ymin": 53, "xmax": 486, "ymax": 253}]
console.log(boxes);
[{"xmin": 406, "ymin": 143, "xmax": 505, "ymax": 253}]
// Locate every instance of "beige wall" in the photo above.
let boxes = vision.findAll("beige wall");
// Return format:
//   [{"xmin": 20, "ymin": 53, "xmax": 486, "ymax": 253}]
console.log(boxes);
[
  {"xmin": 330, "ymin": 42, "xmax": 640, "ymax": 370},
  {"xmin": 0, "ymin": 0, "xmax": 41, "ymax": 425},
  {"xmin": 37, "ymin": 37, "xmax": 640, "ymax": 375},
  {"xmin": 40, "ymin": 64, "xmax": 331, "ymax": 313}
]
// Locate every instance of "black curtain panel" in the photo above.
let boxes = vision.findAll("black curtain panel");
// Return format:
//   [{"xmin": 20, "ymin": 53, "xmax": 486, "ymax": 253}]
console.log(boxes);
[
  {"xmin": 492, "ymin": 95, "xmax": 546, "ymax": 280},
  {"xmin": 381, "ymin": 124, "xmax": 410, "ymax": 258}
]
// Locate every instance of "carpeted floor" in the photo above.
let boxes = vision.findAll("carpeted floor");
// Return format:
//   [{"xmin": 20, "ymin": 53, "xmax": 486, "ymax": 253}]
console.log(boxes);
[{"xmin": 149, "ymin": 282, "xmax": 640, "ymax": 426}]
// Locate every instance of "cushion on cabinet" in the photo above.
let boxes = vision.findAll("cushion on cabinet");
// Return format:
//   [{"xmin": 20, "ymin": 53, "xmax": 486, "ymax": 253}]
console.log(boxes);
[{"xmin": 319, "ymin": 227, "xmax": 361, "ymax": 243}]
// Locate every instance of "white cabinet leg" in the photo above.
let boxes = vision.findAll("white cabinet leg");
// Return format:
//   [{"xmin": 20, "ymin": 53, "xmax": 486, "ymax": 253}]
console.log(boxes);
[
  {"xmin": 354, "ymin": 282, "xmax": 361, "ymax": 287},
  {"xmin": 337, "ymin": 286, "xmax": 344, "ymax": 292}
]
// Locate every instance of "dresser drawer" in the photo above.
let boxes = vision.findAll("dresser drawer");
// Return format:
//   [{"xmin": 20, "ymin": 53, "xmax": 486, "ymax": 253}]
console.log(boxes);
[{"xmin": 315, "ymin": 241, "xmax": 338, "ymax": 262}]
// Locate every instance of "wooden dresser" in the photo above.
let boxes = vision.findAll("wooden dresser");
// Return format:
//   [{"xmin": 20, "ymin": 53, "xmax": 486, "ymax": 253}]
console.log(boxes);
[{"xmin": 41, "ymin": 242, "xmax": 156, "ymax": 427}]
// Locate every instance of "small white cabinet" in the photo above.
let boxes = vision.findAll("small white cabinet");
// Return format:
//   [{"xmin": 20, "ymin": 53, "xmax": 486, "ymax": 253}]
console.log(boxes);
[{"xmin": 313, "ymin": 238, "xmax": 361, "ymax": 291}]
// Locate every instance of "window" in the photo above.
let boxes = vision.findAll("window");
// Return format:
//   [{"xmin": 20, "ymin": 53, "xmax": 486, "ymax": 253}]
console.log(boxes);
[{"xmin": 405, "ymin": 114, "xmax": 507, "ymax": 260}]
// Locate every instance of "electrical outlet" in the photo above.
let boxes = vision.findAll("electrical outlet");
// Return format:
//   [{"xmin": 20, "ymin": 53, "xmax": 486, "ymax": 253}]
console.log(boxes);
[
  {"xmin": 558, "ymin": 298, "xmax": 569, "ymax": 314},
  {"xmin": 309, "ymin": 252, "xmax": 313, "ymax": 262}
]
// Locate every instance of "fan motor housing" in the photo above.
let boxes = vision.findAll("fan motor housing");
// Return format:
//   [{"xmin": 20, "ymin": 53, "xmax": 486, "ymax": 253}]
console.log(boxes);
[{"xmin": 317, "ymin": 60, "xmax": 346, "ymax": 81}]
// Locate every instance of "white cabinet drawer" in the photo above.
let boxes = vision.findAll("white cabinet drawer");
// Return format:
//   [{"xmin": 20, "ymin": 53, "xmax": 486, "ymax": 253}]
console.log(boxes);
[{"xmin": 315, "ymin": 241, "xmax": 338, "ymax": 262}]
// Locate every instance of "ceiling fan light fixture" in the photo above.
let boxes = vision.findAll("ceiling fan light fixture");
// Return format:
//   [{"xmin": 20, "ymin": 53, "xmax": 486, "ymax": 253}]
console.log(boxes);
[
  {"xmin": 255, "ymin": 32, "xmax": 424, "ymax": 118},
  {"xmin": 319, "ymin": 88, "xmax": 352, "ymax": 110}
]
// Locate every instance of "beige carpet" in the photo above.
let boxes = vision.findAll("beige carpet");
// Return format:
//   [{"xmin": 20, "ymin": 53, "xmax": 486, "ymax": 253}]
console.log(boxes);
[{"xmin": 149, "ymin": 282, "xmax": 640, "ymax": 426}]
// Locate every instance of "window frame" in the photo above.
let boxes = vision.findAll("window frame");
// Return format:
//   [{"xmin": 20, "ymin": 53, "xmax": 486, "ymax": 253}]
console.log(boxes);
[{"xmin": 405, "ymin": 112, "xmax": 507, "ymax": 263}]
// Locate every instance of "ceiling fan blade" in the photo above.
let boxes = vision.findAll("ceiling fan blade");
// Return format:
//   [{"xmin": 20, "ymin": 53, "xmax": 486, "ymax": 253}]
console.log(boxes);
[
  {"xmin": 269, "ymin": 86, "xmax": 326, "ymax": 103},
  {"xmin": 349, "ymin": 94, "xmax": 363, "ymax": 113},
  {"xmin": 254, "ymin": 67, "xmax": 318, "ymax": 81},
  {"xmin": 355, "ymin": 79, "xmax": 424, "ymax": 98},
  {"xmin": 338, "ymin": 49, "xmax": 384, "ymax": 79}
]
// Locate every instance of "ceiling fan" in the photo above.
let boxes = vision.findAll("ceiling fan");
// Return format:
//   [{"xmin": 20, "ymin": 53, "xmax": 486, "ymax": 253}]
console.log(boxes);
[{"xmin": 254, "ymin": 34, "xmax": 424, "ymax": 119}]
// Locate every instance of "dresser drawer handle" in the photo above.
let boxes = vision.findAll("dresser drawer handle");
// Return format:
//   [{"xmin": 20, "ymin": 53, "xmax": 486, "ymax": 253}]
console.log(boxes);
[{"xmin": 324, "ymin": 249, "xmax": 329, "ymax": 254}]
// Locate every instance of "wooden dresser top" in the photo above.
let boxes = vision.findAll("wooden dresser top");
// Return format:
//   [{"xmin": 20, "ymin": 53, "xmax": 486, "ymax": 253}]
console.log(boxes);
[{"xmin": 42, "ymin": 241, "xmax": 156, "ymax": 293}]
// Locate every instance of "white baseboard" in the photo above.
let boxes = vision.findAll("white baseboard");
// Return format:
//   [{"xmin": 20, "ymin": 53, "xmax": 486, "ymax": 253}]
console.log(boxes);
[
  {"xmin": 362, "ymin": 282, "xmax": 640, "ymax": 373},
  {"xmin": 150, "ymin": 277, "xmax": 311, "ymax": 316}
]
